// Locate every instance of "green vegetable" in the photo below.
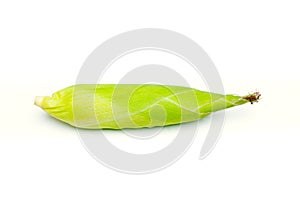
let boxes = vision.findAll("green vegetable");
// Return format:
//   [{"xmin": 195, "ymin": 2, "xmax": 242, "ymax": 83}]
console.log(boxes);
[{"xmin": 34, "ymin": 84, "xmax": 260, "ymax": 129}]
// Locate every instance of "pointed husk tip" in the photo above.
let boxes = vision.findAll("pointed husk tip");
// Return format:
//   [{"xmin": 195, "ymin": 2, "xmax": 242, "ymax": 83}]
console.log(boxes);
[{"xmin": 34, "ymin": 96, "xmax": 45, "ymax": 107}]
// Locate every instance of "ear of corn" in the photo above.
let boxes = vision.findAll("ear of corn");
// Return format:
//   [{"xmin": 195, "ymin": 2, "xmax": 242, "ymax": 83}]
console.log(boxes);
[{"xmin": 35, "ymin": 84, "xmax": 260, "ymax": 129}]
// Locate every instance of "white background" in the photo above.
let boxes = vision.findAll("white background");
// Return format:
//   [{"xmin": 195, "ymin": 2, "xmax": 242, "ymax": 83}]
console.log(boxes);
[{"xmin": 1, "ymin": 0, "xmax": 300, "ymax": 198}]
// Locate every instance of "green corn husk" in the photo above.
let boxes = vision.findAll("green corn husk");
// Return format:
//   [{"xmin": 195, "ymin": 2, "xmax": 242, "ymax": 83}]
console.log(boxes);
[{"xmin": 34, "ymin": 84, "xmax": 260, "ymax": 129}]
